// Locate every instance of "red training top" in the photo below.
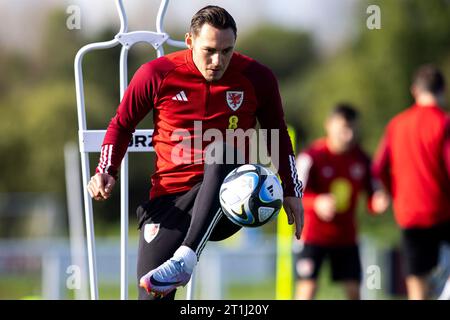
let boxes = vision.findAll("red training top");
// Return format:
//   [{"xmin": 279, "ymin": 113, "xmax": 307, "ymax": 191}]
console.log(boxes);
[
  {"xmin": 96, "ymin": 49, "xmax": 302, "ymax": 199},
  {"xmin": 296, "ymin": 138, "xmax": 375, "ymax": 246},
  {"xmin": 372, "ymin": 104, "xmax": 450, "ymax": 229}
]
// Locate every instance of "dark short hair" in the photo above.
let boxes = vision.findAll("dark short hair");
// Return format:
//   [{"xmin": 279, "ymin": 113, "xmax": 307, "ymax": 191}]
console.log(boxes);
[
  {"xmin": 412, "ymin": 64, "xmax": 445, "ymax": 94},
  {"xmin": 329, "ymin": 103, "xmax": 359, "ymax": 123},
  {"xmin": 190, "ymin": 6, "xmax": 237, "ymax": 38}
]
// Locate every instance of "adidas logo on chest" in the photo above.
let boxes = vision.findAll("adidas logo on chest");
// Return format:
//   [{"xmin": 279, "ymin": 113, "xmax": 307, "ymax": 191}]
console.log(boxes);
[{"xmin": 172, "ymin": 90, "xmax": 188, "ymax": 102}]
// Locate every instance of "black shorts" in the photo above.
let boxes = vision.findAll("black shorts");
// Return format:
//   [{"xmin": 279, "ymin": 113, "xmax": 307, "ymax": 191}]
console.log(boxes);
[
  {"xmin": 401, "ymin": 219, "xmax": 450, "ymax": 276},
  {"xmin": 136, "ymin": 182, "xmax": 241, "ymax": 300},
  {"xmin": 294, "ymin": 243, "xmax": 362, "ymax": 282},
  {"xmin": 136, "ymin": 141, "xmax": 246, "ymax": 300}
]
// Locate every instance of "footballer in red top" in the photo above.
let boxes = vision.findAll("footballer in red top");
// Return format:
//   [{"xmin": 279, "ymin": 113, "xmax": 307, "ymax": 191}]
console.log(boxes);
[
  {"xmin": 86, "ymin": 6, "xmax": 304, "ymax": 300},
  {"xmin": 373, "ymin": 65, "xmax": 450, "ymax": 300},
  {"xmin": 295, "ymin": 104, "xmax": 388, "ymax": 300},
  {"xmin": 96, "ymin": 47, "xmax": 301, "ymax": 199}
]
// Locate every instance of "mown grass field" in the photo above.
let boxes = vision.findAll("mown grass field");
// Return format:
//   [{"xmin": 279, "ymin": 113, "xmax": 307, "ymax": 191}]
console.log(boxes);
[{"xmin": 0, "ymin": 259, "xmax": 399, "ymax": 300}]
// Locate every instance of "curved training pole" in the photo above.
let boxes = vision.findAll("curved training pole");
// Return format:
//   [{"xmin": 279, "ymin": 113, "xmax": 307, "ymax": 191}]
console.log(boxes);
[
  {"xmin": 75, "ymin": 0, "xmax": 187, "ymax": 300},
  {"xmin": 156, "ymin": 0, "xmax": 186, "ymax": 49},
  {"xmin": 119, "ymin": 44, "xmax": 130, "ymax": 300},
  {"xmin": 74, "ymin": 0, "xmax": 128, "ymax": 300}
]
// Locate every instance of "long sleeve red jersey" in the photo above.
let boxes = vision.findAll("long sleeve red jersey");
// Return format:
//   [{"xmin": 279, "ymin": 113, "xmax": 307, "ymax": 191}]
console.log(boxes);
[
  {"xmin": 296, "ymin": 139, "xmax": 376, "ymax": 246},
  {"xmin": 372, "ymin": 104, "xmax": 450, "ymax": 229},
  {"xmin": 96, "ymin": 49, "xmax": 302, "ymax": 200}
]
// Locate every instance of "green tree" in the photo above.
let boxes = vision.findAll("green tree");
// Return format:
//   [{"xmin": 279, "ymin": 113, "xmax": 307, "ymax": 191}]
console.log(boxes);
[
  {"xmin": 283, "ymin": 0, "xmax": 450, "ymax": 151},
  {"xmin": 237, "ymin": 25, "xmax": 317, "ymax": 81}
]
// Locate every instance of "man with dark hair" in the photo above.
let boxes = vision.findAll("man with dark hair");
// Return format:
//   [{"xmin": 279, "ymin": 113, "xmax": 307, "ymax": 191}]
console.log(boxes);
[
  {"xmin": 295, "ymin": 103, "xmax": 389, "ymax": 300},
  {"xmin": 373, "ymin": 64, "xmax": 450, "ymax": 300},
  {"xmin": 87, "ymin": 5, "xmax": 304, "ymax": 300},
  {"xmin": 190, "ymin": 5, "xmax": 237, "ymax": 38}
]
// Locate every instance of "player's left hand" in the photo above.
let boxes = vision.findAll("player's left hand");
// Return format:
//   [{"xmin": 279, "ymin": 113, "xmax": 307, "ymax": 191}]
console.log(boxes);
[
  {"xmin": 283, "ymin": 196, "xmax": 304, "ymax": 240},
  {"xmin": 371, "ymin": 189, "xmax": 390, "ymax": 214}
]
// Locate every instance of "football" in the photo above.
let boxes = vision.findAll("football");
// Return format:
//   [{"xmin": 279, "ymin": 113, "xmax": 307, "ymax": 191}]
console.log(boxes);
[{"xmin": 219, "ymin": 164, "xmax": 283, "ymax": 227}]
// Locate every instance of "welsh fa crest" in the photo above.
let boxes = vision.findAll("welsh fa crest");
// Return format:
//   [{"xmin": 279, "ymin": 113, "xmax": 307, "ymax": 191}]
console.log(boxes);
[
  {"xmin": 143, "ymin": 223, "xmax": 160, "ymax": 243},
  {"xmin": 226, "ymin": 91, "xmax": 244, "ymax": 111}
]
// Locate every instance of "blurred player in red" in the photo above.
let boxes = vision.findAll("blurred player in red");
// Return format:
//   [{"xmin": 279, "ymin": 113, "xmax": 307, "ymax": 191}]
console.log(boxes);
[
  {"xmin": 373, "ymin": 65, "xmax": 450, "ymax": 300},
  {"xmin": 295, "ymin": 104, "xmax": 389, "ymax": 300}
]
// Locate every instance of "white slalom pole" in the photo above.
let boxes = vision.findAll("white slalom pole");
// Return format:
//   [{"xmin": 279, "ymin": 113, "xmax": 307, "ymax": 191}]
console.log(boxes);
[
  {"xmin": 120, "ymin": 154, "xmax": 129, "ymax": 300},
  {"xmin": 186, "ymin": 270, "xmax": 196, "ymax": 300},
  {"xmin": 64, "ymin": 143, "xmax": 89, "ymax": 300},
  {"xmin": 74, "ymin": 0, "xmax": 127, "ymax": 300},
  {"xmin": 156, "ymin": 0, "xmax": 186, "ymax": 48},
  {"xmin": 119, "ymin": 45, "xmax": 130, "ymax": 300},
  {"xmin": 75, "ymin": 0, "xmax": 187, "ymax": 300}
]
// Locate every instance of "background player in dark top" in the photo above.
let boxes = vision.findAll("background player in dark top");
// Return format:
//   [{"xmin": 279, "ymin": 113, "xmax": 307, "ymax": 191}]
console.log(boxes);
[
  {"xmin": 87, "ymin": 6, "xmax": 304, "ymax": 299},
  {"xmin": 295, "ymin": 104, "xmax": 389, "ymax": 300},
  {"xmin": 373, "ymin": 65, "xmax": 450, "ymax": 300}
]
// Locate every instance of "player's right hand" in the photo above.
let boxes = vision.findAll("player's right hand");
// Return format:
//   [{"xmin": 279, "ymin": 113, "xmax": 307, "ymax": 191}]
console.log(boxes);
[
  {"xmin": 87, "ymin": 173, "xmax": 116, "ymax": 201},
  {"xmin": 314, "ymin": 193, "xmax": 336, "ymax": 222}
]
